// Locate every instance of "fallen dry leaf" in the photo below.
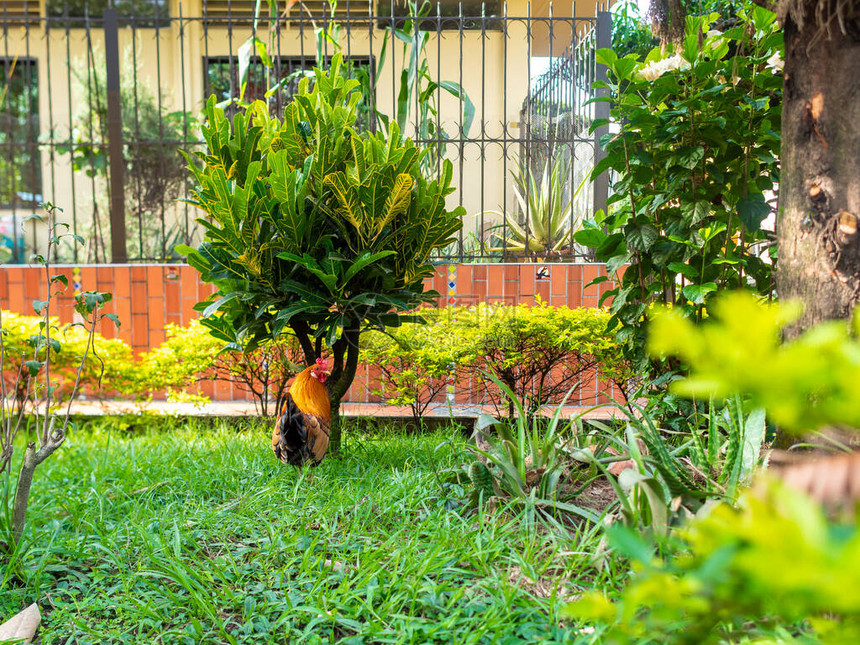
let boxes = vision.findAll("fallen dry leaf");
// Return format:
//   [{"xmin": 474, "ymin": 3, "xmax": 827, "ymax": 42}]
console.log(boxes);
[
  {"xmin": 608, "ymin": 460, "xmax": 635, "ymax": 476},
  {"xmin": 0, "ymin": 603, "xmax": 41, "ymax": 644}
]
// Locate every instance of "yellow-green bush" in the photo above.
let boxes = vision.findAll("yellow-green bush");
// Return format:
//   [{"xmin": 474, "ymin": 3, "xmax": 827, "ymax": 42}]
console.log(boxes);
[
  {"xmin": 0, "ymin": 310, "xmax": 133, "ymax": 400},
  {"xmin": 131, "ymin": 319, "xmax": 305, "ymax": 415},
  {"xmin": 361, "ymin": 306, "xmax": 479, "ymax": 425},
  {"xmin": 363, "ymin": 302, "xmax": 629, "ymax": 421},
  {"xmin": 2, "ymin": 303, "xmax": 629, "ymax": 416},
  {"xmin": 472, "ymin": 300, "xmax": 630, "ymax": 414},
  {"xmin": 131, "ymin": 319, "xmax": 222, "ymax": 394}
]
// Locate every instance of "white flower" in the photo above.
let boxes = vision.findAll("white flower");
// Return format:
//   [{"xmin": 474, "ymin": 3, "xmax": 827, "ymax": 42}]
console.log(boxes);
[
  {"xmin": 638, "ymin": 55, "xmax": 689, "ymax": 82},
  {"xmin": 766, "ymin": 51, "xmax": 784, "ymax": 72}
]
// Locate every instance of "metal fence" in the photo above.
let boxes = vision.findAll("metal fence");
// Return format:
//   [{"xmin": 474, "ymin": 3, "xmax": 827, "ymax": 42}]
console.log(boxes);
[{"xmin": 0, "ymin": 0, "xmax": 610, "ymax": 264}]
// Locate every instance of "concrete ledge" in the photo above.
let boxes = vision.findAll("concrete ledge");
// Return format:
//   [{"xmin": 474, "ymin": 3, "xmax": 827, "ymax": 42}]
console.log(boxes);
[{"xmin": 63, "ymin": 400, "xmax": 621, "ymax": 421}]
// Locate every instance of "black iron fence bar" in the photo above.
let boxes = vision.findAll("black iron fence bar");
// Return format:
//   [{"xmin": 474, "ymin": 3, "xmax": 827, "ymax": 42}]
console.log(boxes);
[
  {"xmin": 0, "ymin": 2, "xmax": 609, "ymax": 264},
  {"xmin": 104, "ymin": 8, "xmax": 128, "ymax": 263},
  {"xmin": 592, "ymin": 8, "xmax": 611, "ymax": 221}
]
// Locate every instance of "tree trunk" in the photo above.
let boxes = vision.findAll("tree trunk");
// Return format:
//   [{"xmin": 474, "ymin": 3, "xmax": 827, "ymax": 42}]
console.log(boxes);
[
  {"xmin": 649, "ymin": 0, "xmax": 686, "ymax": 49},
  {"xmin": 777, "ymin": 3, "xmax": 860, "ymax": 336},
  {"xmin": 12, "ymin": 443, "xmax": 38, "ymax": 545},
  {"xmin": 327, "ymin": 320, "xmax": 361, "ymax": 456}
]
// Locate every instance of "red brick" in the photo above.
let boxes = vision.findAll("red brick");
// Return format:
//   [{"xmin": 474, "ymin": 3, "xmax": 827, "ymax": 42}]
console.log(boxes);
[
  {"xmin": 536, "ymin": 281, "xmax": 550, "ymax": 303},
  {"xmin": 457, "ymin": 271, "xmax": 473, "ymax": 296},
  {"xmin": 437, "ymin": 267, "xmax": 450, "ymax": 293},
  {"xmin": 113, "ymin": 266, "xmax": 131, "ymax": 298},
  {"xmin": 200, "ymin": 379, "xmax": 215, "ymax": 399},
  {"xmin": 181, "ymin": 298, "xmax": 197, "ymax": 324},
  {"xmin": 583, "ymin": 269, "xmax": 602, "ymax": 301},
  {"xmin": 165, "ymin": 283, "xmax": 181, "ymax": 316},
  {"xmin": 503, "ymin": 265, "xmax": 518, "ymax": 281},
  {"xmin": 179, "ymin": 265, "xmax": 196, "ymax": 289},
  {"xmin": 100, "ymin": 317, "xmax": 116, "ymax": 340},
  {"xmin": 54, "ymin": 268, "xmax": 74, "ymax": 298},
  {"xmin": 131, "ymin": 282, "xmax": 148, "ymax": 313},
  {"xmin": 97, "ymin": 266, "xmax": 113, "ymax": 291},
  {"xmin": 149, "ymin": 297, "xmax": 165, "ymax": 333},
  {"xmin": 470, "ymin": 277, "xmax": 487, "ymax": 301},
  {"xmin": 130, "ymin": 266, "xmax": 146, "ymax": 282},
  {"xmin": 551, "ymin": 266, "xmax": 567, "ymax": 296},
  {"xmin": 518, "ymin": 265, "xmax": 536, "ymax": 297},
  {"xmin": 8, "ymin": 280, "xmax": 25, "ymax": 314},
  {"xmin": 147, "ymin": 266, "xmax": 163, "ymax": 297},
  {"xmin": 148, "ymin": 328, "xmax": 165, "ymax": 349},
  {"xmin": 25, "ymin": 268, "xmax": 41, "ymax": 301},
  {"xmin": 197, "ymin": 281, "xmax": 215, "ymax": 301},
  {"xmin": 487, "ymin": 266, "xmax": 503, "ymax": 299},
  {"xmin": 215, "ymin": 377, "xmax": 231, "ymax": 400},
  {"xmin": 5, "ymin": 267, "xmax": 24, "ymax": 285},
  {"xmin": 118, "ymin": 327, "xmax": 133, "ymax": 348},
  {"xmin": 567, "ymin": 279, "xmax": 583, "ymax": 308},
  {"xmin": 131, "ymin": 313, "xmax": 149, "ymax": 352},
  {"xmin": 115, "ymin": 297, "xmax": 132, "ymax": 332}
]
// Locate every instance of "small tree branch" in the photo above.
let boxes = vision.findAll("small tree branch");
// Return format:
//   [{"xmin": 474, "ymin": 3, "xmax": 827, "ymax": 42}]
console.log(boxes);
[
  {"xmin": 329, "ymin": 320, "xmax": 360, "ymax": 404},
  {"xmin": 290, "ymin": 322, "xmax": 316, "ymax": 366}
]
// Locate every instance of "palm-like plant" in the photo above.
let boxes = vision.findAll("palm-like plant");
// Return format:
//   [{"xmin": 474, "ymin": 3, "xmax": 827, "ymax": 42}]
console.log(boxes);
[{"xmin": 487, "ymin": 156, "xmax": 587, "ymax": 259}]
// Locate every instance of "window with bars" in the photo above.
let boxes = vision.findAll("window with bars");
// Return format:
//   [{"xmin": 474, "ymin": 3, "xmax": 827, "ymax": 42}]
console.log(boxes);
[
  {"xmin": 0, "ymin": 58, "xmax": 41, "ymax": 210},
  {"xmin": 199, "ymin": 0, "xmax": 499, "ymax": 29},
  {"xmin": 202, "ymin": 0, "xmax": 373, "ymax": 24},
  {"xmin": 0, "ymin": 1, "xmax": 39, "ymax": 23},
  {"xmin": 45, "ymin": 0, "xmax": 169, "ymax": 21}
]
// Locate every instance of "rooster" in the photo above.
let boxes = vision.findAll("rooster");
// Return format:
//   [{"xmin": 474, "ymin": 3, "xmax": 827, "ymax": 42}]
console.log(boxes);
[{"xmin": 272, "ymin": 358, "xmax": 332, "ymax": 465}]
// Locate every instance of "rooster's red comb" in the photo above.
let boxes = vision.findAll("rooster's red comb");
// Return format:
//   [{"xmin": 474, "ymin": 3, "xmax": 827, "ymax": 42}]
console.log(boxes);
[{"xmin": 315, "ymin": 358, "xmax": 329, "ymax": 367}]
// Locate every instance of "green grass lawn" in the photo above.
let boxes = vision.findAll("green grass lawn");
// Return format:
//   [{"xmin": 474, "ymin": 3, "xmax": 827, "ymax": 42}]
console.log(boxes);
[{"xmin": 1, "ymin": 420, "xmax": 615, "ymax": 644}]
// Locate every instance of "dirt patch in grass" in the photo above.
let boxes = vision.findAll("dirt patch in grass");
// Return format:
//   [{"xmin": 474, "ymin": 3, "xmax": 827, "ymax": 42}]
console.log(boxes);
[{"xmin": 575, "ymin": 478, "xmax": 617, "ymax": 514}]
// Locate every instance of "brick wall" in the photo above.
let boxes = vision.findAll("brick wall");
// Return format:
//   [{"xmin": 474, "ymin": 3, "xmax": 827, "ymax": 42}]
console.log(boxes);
[{"xmin": 0, "ymin": 263, "xmax": 617, "ymax": 404}]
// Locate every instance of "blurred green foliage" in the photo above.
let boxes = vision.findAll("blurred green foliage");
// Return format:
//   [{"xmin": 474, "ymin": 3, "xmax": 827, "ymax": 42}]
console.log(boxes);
[
  {"xmin": 649, "ymin": 291, "xmax": 860, "ymax": 433},
  {"xmin": 567, "ymin": 478, "xmax": 860, "ymax": 643}
]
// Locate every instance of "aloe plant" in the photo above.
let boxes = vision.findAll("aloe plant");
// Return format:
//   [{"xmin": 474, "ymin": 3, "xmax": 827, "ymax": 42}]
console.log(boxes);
[
  {"xmin": 468, "ymin": 374, "xmax": 603, "ymax": 526},
  {"xmin": 487, "ymin": 156, "xmax": 587, "ymax": 259}
]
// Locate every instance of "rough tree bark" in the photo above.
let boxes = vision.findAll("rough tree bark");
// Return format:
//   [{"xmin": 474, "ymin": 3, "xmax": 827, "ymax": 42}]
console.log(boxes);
[
  {"xmin": 775, "ymin": 1, "xmax": 860, "ymax": 335},
  {"xmin": 327, "ymin": 320, "xmax": 361, "ymax": 456},
  {"xmin": 650, "ymin": 0, "xmax": 686, "ymax": 49}
]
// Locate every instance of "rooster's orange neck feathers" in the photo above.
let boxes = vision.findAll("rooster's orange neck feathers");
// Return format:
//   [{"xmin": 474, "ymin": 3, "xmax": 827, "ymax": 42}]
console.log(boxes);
[{"xmin": 289, "ymin": 366, "xmax": 332, "ymax": 420}]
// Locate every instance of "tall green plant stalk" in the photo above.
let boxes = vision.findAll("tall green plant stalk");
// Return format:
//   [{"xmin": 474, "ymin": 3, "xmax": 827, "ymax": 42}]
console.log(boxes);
[{"xmin": 1, "ymin": 203, "xmax": 116, "ymax": 551}]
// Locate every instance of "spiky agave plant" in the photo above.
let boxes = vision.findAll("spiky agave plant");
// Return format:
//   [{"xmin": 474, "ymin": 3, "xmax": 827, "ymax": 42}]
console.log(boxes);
[{"xmin": 487, "ymin": 156, "xmax": 587, "ymax": 260}]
